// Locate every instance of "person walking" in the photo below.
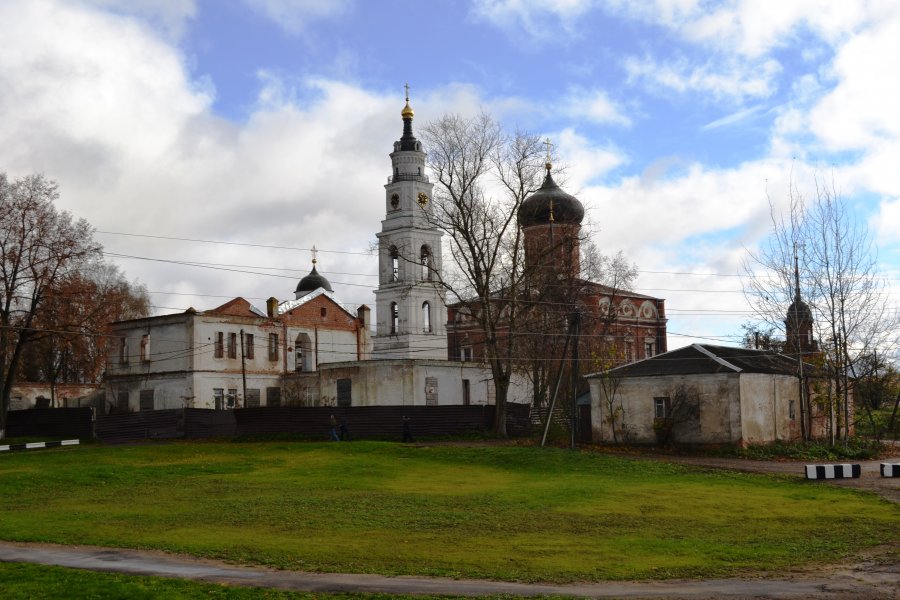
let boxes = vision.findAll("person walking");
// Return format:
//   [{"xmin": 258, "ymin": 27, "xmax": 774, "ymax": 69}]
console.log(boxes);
[
  {"xmin": 329, "ymin": 414, "xmax": 340, "ymax": 441},
  {"xmin": 402, "ymin": 415, "xmax": 414, "ymax": 443}
]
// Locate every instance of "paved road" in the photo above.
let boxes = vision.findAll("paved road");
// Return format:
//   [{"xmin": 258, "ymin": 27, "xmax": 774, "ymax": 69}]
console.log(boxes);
[{"xmin": 1, "ymin": 541, "xmax": 897, "ymax": 599}]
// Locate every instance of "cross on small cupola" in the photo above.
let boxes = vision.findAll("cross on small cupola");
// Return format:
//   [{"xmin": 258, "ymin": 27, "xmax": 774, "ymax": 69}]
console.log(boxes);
[
  {"xmin": 311, "ymin": 244, "xmax": 318, "ymax": 265},
  {"xmin": 543, "ymin": 137, "xmax": 554, "ymax": 172}
]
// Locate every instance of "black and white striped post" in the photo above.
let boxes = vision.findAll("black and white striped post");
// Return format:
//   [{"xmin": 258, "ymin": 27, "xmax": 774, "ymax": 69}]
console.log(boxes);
[
  {"xmin": 881, "ymin": 463, "xmax": 900, "ymax": 478},
  {"xmin": 0, "ymin": 439, "xmax": 80, "ymax": 452},
  {"xmin": 805, "ymin": 464, "xmax": 861, "ymax": 480}
]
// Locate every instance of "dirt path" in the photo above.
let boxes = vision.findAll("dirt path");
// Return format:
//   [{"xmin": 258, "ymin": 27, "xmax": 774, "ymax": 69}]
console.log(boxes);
[{"xmin": 0, "ymin": 541, "xmax": 898, "ymax": 599}]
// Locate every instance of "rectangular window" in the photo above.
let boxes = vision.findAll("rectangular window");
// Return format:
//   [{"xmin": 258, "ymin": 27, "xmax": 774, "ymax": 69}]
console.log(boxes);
[
  {"xmin": 462, "ymin": 379, "xmax": 471, "ymax": 406},
  {"xmin": 625, "ymin": 341, "xmax": 634, "ymax": 362},
  {"xmin": 789, "ymin": 400, "xmax": 796, "ymax": 420},
  {"xmin": 140, "ymin": 334, "xmax": 150, "ymax": 362},
  {"xmin": 266, "ymin": 386, "xmax": 281, "ymax": 407},
  {"xmin": 644, "ymin": 342, "xmax": 654, "ymax": 358},
  {"xmin": 460, "ymin": 346, "xmax": 473, "ymax": 362},
  {"xmin": 226, "ymin": 388, "xmax": 237, "ymax": 409},
  {"xmin": 117, "ymin": 390, "xmax": 129, "ymax": 410},
  {"xmin": 214, "ymin": 332, "xmax": 224, "ymax": 358},
  {"xmin": 119, "ymin": 337, "xmax": 128, "ymax": 364},
  {"xmin": 654, "ymin": 397, "xmax": 670, "ymax": 420},
  {"xmin": 139, "ymin": 389, "xmax": 154, "ymax": 411},
  {"xmin": 228, "ymin": 332, "xmax": 237, "ymax": 359},
  {"xmin": 425, "ymin": 376, "xmax": 438, "ymax": 406},
  {"xmin": 245, "ymin": 333, "xmax": 254, "ymax": 359},
  {"xmin": 336, "ymin": 378, "xmax": 352, "ymax": 407},
  {"xmin": 213, "ymin": 388, "xmax": 224, "ymax": 410},
  {"xmin": 245, "ymin": 388, "xmax": 260, "ymax": 408},
  {"xmin": 268, "ymin": 333, "xmax": 279, "ymax": 361}
]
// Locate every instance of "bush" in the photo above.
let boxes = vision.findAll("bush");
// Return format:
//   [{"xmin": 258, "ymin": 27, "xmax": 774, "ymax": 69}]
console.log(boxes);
[{"xmin": 718, "ymin": 439, "xmax": 884, "ymax": 461}]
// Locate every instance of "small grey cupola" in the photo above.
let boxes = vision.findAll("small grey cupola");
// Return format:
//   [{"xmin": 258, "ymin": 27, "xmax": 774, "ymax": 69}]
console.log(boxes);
[{"xmin": 295, "ymin": 246, "xmax": 333, "ymax": 299}]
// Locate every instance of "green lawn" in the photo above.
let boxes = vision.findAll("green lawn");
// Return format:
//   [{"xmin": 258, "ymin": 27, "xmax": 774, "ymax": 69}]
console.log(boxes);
[{"xmin": 0, "ymin": 441, "xmax": 896, "ymax": 582}]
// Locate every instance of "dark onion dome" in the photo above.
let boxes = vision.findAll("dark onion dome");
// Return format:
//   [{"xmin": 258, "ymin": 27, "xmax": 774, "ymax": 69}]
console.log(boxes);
[
  {"xmin": 518, "ymin": 169, "xmax": 584, "ymax": 228},
  {"xmin": 295, "ymin": 264, "xmax": 333, "ymax": 295},
  {"xmin": 786, "ymin": 297, "xmax": 812, "ymax": 322}
]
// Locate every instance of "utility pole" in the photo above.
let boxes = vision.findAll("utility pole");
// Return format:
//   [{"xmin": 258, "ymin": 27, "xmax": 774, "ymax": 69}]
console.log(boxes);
[
  {"xmin": 570, "ymin": 309, "xmax": 582, "ymax": 450},
  {"xmin": 240, "ymin": 329, "xmax": 247, "ymax": 409},
  {"xmin": 792, "ymin": 241, "xmax": 809, "ymax": 441}
]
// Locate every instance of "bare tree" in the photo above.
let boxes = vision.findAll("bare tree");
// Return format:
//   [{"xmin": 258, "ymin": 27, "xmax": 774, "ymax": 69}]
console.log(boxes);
[
  {"xmin": 0, "ymin": 173, "xmax": 100, "ymax": 438},
  {"xmin": 420, "ymin": 113, "xmax": 545, "ymax": 437},
  {"xmin": 743, "ymin": 175, "xmax": 899, "ymax": 444}
]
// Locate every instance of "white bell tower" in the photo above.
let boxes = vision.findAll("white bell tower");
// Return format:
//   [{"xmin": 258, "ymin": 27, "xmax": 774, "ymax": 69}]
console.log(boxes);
[{"xmin": 373, "ymin": 87, "xmax": 447, "ymax": 359}]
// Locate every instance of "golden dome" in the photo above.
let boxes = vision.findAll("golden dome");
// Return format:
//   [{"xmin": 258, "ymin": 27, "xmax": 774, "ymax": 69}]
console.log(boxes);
[{"xmin": 401, "ymin": 100, "xmax": 414, "ymax": 119}]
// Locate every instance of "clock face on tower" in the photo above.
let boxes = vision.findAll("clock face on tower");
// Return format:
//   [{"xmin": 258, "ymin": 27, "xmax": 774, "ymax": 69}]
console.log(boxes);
[{"xmin": 417, "ymin": 192, "xmax": 429, "ymax": 207}]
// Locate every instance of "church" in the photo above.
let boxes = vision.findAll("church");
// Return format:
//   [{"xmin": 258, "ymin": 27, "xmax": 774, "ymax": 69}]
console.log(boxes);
[
  {"xmin": 105, "ymin": 93, "xmax": 526, "ymax": 411},
  {"xmin": 447, "ymin": 144, "xmax": 669, "ymax": 409}
]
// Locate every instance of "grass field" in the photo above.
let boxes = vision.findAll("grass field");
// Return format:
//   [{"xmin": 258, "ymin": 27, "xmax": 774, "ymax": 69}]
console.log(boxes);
[{"xmin": 0, "ymin": 441, "xmax": 896, "ymax": 582}]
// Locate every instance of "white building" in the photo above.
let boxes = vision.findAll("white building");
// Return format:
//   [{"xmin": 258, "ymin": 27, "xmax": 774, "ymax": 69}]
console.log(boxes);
[
  {"xmin": 106, "ymin": 287, "xmax": 371, "ymax": 411},
  {"xmin": 587, "ymin": 344, "xmax": 828, "ymax": 445}
]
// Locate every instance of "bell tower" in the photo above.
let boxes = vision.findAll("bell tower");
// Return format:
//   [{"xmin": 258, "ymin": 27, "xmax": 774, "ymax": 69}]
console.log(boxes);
[{"xmin": 372, "ymin": 87, "xmax": 447, "ymax": 359}]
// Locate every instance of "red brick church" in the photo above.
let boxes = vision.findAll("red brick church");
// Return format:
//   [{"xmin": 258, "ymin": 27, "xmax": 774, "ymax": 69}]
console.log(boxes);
[{"xmin": 446, "ymin": 156, "xmax": 668, "ymax": 403}]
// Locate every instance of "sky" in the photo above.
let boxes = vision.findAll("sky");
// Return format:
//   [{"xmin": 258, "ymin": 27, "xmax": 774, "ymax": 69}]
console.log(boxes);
[{"xmin": 1, "ymin": 0, "xmax": 899, "ymax": 352}]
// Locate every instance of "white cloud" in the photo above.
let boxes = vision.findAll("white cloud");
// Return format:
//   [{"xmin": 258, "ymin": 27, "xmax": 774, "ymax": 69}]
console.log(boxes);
[
  {"xmin": 82, "ymin": 0, "xmax": 197, "ymax": 38},
  {"xmin": 805, "ymin": 19, "xmax": 900, "ymax": 150},
  {"xmin": 624, "ymin": 55, "xmax": 781, "ymax": 102},
  {"xmin": 0, "ymin": 0, "xmax": 393, "ymax": 312},
  {"xmin": 563, "ymin": 88, "xmax": 632, "ymax": 126},
  {"xmin": 241, "ymin": 0, "xmax": 354, "ymax": 35},
  {"xmin": 873, "ymin": 198, "xmax": 900, "ymax": 246},
  {"xmin": 469, "ymin": 0, "xmax": 595, "ymax": 42}
]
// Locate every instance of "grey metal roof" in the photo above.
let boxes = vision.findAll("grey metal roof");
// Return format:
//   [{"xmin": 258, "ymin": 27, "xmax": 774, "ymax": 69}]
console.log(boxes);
[{"xmin": 586, "ymin": 343, "xmax": 803, "ymax": 378}]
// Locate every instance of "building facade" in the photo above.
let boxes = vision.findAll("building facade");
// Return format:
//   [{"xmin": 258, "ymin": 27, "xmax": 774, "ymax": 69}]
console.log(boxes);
[
  {"xmin": 372, "ymin": 92, "xmax": 447, "ymax": 360},
  {"xmin": 588, "ymin": 344, "xmax": 829, "ymax": 445},
  {"xmin": 447, "ymin": 161, "xmax": 667, "ymax": 370},
  {"xmin": 105, "ymin": 285, "xmax": 372, "ymax": 411}
]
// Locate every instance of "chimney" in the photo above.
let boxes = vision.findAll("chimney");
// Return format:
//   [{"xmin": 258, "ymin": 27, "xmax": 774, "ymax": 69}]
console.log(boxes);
[
  {"xmin": 266, "ymin": 297, "xmax": 279, "ymax": 318},
  {"xmin": 357, "ymin": 305, "xmax": 370, "ymax": 329}
]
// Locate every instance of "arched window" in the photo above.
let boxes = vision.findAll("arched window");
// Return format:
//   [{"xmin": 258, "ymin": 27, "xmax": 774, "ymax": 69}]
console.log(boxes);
[
  {"xmin": 390, "ymin": 302, "xmax": 399, "ymax": 334},
  {"xmin": 295, "ymin": 333, "xmax": 312, "ymax": 372},
  {"xmin": 423, "ymin": 301, "xmax": 432, "ymax": 333},
  {"xmin": 420, "ymin": 245, "xmax": 432, "ymax": 280},
  {"xmin": 390, "ymin": 246, "xmax": 400, "ymax": 282}
]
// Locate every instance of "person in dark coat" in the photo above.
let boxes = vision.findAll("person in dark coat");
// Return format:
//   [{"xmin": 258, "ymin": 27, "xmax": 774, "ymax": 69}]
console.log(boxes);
[
  {"xmin": 402, "ymin": 415, "xmax": 414, "ymax": 443},
  {"xmin": 329, "ymin": 414, "xmax": 340, "ymax": 441}
]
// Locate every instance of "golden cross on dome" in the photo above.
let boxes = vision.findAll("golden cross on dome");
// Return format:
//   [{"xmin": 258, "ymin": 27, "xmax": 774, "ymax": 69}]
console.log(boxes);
[
  {"xmin": 311, "ymin": 245, "xmax": 318, "ymax": 265},
  {"xmin": 404, "ymin": 82, "xmax": 410, "ymax": 102},
  {"xmin": 543, "ymin": 138, "xmax": 554, "ymax": 171}
]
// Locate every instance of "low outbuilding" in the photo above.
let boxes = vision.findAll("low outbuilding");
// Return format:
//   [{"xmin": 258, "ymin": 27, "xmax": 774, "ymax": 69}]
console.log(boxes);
[{"xmin": 587, "ymin": 344, "xmax": 826, "ymax": 446}]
